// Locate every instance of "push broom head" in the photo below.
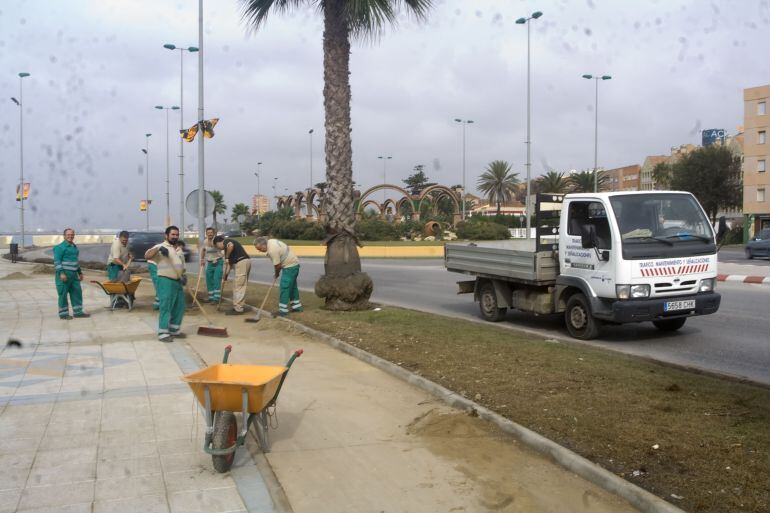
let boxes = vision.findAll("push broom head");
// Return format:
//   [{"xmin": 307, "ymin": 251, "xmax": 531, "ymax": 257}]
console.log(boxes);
[{"xmin": 197, "ymin": 325, "xmax": 229, "ymax": 337}]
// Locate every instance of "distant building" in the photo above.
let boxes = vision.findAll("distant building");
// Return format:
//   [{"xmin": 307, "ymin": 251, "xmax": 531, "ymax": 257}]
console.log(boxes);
[
  {"xmin": 252, "ymin": 194, "xmax": 270, "ymax": 215},
  {"xmin": 603, "ymin": 165, "xmax": 641, "ymax": 191},
  {"xmin": 470, "ymin": 200, "xmax": 526, "ymax": 217},
  {"xmin": 743, "ymin": 84, "xmax": 770, "ymax": 236},
  {"xmin": 639, "ymin": 155, "xmax": 670, "ymax": 190}
]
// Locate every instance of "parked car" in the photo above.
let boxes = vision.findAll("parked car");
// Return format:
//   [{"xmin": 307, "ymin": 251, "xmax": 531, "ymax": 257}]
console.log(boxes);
[
  {"xmin": 128, "ymin": 232, "xmax": 191, "ymax": 262},
  {"xmin": 745, "ymin": 228, "xmax": 770, "ymax": 259},
  {"xmin": 222, "ymin": 230, "xmax": 243, "ymax": 238}
]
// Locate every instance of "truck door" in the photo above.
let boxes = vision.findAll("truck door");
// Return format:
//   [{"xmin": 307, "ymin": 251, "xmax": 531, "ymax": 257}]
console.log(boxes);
[{"xmin": 562, "ymin": 200, "xmax": 615, "ymax": 298}]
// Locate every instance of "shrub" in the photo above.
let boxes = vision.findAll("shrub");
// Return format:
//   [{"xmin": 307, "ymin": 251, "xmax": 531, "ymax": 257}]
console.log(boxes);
[
  {"xmin": 456, "ymin": 220, "xmax": 510, "ymax": 240},
  {"xmin": 355, "ymin": 219, "xmax": 400, "ymax": 241}
]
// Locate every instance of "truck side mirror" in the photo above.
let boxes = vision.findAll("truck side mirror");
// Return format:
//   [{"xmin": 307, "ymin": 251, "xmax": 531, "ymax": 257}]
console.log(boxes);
[
  {"xmin": 580, "ymin": 224, "xmax": 596, "ymax": 249},
  {"xmin": 716, "ymin": 216, "xmax": 727, "ymax": 243}
]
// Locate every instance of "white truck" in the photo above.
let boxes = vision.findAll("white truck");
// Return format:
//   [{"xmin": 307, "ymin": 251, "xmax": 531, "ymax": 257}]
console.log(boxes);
[{"xmin": 445, "ymin": 191, "xmax": 721, "ymax": 339}]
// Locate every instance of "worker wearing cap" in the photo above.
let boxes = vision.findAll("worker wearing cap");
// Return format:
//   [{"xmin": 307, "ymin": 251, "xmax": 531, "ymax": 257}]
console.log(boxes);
[
  {"xmin": 53, "ymin": 228, "xmax": 90, "ymax": 319},
  {"xmin": 145, "ymin": 226, "xmax": 186, "ymax": 342},
  {"xmin": 106, "ymin": 230, "xmax": 132, "ymax": 281},
  {"xmin": 254, "ymin": 236, "xmax": 302, "ymax": 317},
  {"xmin": 199, "ymin": 227, "xmax": 224, "ymax": 303}
]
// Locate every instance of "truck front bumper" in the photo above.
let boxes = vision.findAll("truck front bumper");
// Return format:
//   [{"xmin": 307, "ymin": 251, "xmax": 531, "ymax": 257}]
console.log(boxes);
[{"xmin": 608, "ymin": 292, "xmax": 721, "ymax": 323}]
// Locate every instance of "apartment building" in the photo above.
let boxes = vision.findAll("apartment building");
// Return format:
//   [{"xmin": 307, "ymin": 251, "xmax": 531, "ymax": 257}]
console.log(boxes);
[
  {"xmin": 252, "ymin": 194, "xmax": 270, "ymax": 215},
  {"xmin": 639, "ymin": 155, "xmax": 669, "ymax": 190},
  {"xmin": 743, "ymin": 84, "xmax": 770, "ymax": 235},
  {"xmin": 603, "ymin": 164, "xmax": 641, "ymax": 191}
]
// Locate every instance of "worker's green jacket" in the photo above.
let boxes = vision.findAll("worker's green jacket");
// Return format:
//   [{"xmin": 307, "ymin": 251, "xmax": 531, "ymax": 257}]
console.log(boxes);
[{"xmin": 53, "ymin": 241, "xmax": 81, "ymax": 274}]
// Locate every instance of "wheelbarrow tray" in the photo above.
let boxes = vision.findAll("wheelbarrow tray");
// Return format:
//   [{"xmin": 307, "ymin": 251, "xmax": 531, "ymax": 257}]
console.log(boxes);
[
  {"xmin": 182, "ymin": 363, "xmax": 288, "ymax": 414},
  {"xmin": 95, "ymin": 277, "xmax": 143, "ymax": 295}
]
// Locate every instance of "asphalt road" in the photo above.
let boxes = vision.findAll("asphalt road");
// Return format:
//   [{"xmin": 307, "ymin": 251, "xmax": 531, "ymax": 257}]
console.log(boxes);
[
  {"xmin": 718, "ymin": 247, "xmax": 770, "ymax": 265},
  {"xmin": 75, "ymin": 244, "xmax": 770, "ymax": 385}
]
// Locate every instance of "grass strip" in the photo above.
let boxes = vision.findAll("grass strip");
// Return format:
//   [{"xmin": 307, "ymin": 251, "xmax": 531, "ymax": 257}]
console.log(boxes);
[{"xmin": 222, "ymin": 278, "xmax": 770, "ymax": 513}]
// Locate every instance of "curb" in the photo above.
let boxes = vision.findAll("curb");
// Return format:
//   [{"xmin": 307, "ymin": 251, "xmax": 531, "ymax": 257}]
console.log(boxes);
[
  {"xmin": 717, "ymin": 274, "xmax": 770, "ymax": 285},
  {"xmin": 245, "ymin": 307, "xmax": 686, "ymax": 513}
]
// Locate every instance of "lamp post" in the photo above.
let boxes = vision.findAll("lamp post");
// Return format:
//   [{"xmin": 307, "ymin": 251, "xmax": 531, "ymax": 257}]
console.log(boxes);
[
  {"xmin": 255, "ymin": 161, "xmax": 262, "ymax": 218},
  {"xmin": 516, "ymin": 10, "xmax": 543, "ymax": 235},
  {"xmin": 453, "ymin": 119, "xmax": 474, "ymax": 220},
  {"xmin": 10, "ymin": 72, "xmax": 30, "ymax": 247},
  {"xmin": 273, "ymin": 177, "xmax": 278, "ymax": 210},
  {"xmin": 155, "ymin": 105, "xmax": 180, "ymax": 226},
  {"xmin": 142, "ymin": 133, "xmax": 152, "ymax": 231},
  {"xmin": 196, "ymin": 0, "xmax": 206, "ymax": 242},
  {"xmin": 308, "ymin": 129, "xmax": 314, "ymax": 191},
  {"xmin": 582, "ymin": 74, "xmax": 612, "ymax": 192},
  {"xmin": 163, "ymin": 43, "xmax": 199, "ymax": 233},
  {"xmin": 377, "ymin": 155, "xmax": 392, "ymax": 204}
]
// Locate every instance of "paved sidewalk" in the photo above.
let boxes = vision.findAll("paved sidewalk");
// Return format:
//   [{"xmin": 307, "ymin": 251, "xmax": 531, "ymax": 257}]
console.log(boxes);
[
  {"xmin": 717, "ymin": 261, "xmax": 770, "ymax": 285},
  {"xmin": 0, "ymin": 260, "xmax": 267, "ymax": 513}
]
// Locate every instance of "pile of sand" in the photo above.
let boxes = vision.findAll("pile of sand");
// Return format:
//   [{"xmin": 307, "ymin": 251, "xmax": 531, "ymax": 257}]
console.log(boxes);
[
  {"xmin": 0, "ymin": 272, "xmax": 31, "ymax": 280},
  {"xmin": 32, "ymin": 264, "xmax": 54, "ymax": 274}
]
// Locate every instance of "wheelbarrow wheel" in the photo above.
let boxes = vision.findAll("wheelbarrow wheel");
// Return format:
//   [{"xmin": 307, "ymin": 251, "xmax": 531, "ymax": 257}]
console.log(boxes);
[{"xmin": 211, "ymin": 411, "xmax": 237, "ymax": 473}]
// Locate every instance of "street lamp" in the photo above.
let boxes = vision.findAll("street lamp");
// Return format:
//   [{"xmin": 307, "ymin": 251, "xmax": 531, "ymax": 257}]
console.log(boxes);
[
  {"xmin": 142, "ymin": 133, "xmax": 152, "ymax": 231},
  {"xmin": 273, "ymin": 177, "xmax": 278, "ymax": 210},
  {"xmin": 155, "ymin": 105, "xmax": 180, "ymax": 226},
  {"xmin": 582, "ymin": 74, "xmax": 612, "ymax": 192},
  {"xmin": 163, "ymin": 43, "xmax": 199, "ymax": 233},
  {"xmin": 378, "ymin": 155, "xmax": 392, "ymax": 204},
  {"xmin": 308, "ymin": 129, "xmax": 314, "ymax": 191},
  {"xmin": 454, "ymin": 119, "xmax": 474, "ymax": 220},
  {"xmin": 254, "ymin": 161, "xmax": 262, "ymax": 218},
  {"xmin": 10, "ymin": 72, "xmax": 30, "ymax": 247},
  {"xmin": 516, "ymin": 10, "xmax": 543, "ymax": 236}
]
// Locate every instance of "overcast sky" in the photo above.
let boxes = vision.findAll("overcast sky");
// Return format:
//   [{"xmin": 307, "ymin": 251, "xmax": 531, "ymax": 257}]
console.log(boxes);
[{"xmin": 1, "ymin": 0, "xmax": 768, "ymax": 232}]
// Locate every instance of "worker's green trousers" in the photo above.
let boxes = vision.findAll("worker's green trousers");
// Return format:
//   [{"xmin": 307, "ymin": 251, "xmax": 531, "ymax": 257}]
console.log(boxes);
[
  {"xmin": 205, "ymin": 259, "xmax": 223, "ymax": 302},
  {"xmin": 106, "ymin": 263, "xmax": 121, "ymax": 281},
  {"xmin": 156, "ymin": 276, "xmax": 185, "ymax": 337},
  {"xmin": 278, "ymin": 265, "xmax": 302, "ymax": 316},
  {"xmin": 148, "ymin": 263, "xmax": 159, "ymax": 310},
  {"xmin": 55, "ymin": 270, "xmax": 83, "ymax": 318}
]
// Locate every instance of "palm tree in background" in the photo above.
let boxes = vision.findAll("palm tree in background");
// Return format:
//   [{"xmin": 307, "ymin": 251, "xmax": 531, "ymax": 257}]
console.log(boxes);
[
  {"xmin": 241, "ymin": 0, "xmax": 432, "ymax": 310},
  {"xmin": 477, "ymin": 160, "xmax": 520, "ymax": 216},
  {"xmin": 568, "ymin": 170, "xmax": 609, "ymax": 193},
  {"xmin": 210, "ymin": 190, "xmax": 226, "ymax": 229},
  {"xmin": 538, "ymin": 170, "xmax": 569, "ymax": 194}
]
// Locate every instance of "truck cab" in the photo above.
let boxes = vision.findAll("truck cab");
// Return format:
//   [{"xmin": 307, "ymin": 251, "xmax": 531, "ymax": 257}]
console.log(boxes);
[{"xmin": 557, "ymin": 191, "xmax": 720, "ymax": 337}]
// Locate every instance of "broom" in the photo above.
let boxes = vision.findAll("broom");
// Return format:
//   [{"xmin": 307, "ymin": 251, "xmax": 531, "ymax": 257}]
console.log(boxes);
[
  {"xmin": 186, "ymin": 270, "xmax": 228, "ymax": 337},
  {"xmin": 245, "ymin": 277, "xmax": 277, "ymax": 323}
]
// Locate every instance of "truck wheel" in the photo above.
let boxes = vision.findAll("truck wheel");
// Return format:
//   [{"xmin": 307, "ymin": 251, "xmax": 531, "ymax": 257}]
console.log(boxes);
[
  {"xmin": 652, "ymin": 318, "xmax": 686, "ymax": 331},
  {"xmin": 565, "ymin": 293, "xmax": 601, "ymax": 340},
  {"xmin": 478, "ymin": 282, "xmax": 507, "ymax": 322}
]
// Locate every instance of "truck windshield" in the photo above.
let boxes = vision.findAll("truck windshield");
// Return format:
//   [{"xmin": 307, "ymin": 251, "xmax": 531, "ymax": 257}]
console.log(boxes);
[{"xmin": 609, "ymin": 193, "xmax": 715, "ymax": 259}]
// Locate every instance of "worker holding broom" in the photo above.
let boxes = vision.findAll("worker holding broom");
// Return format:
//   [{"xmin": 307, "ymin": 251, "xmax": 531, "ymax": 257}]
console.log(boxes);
[
  {"xmin": 53, "ymin": 228, "xmax": 90, "ymax": 319},
  {"xmin": 254, "ymin": 236, "xmax": 302, "ymax": 317},
  {"xmin": 106, "ymin": 230, "xmax": 132, "ymax": 281},
  {"xmin": 199, "ymin": 227, "xmax": 224, "ymax": 303},
  {"xmin": 213, "ymin": 235, "xmax": 251, "ymax": 315},
  {"xmin": 145, "ymin": 226, "xmax": 187, "ymax": 342}
]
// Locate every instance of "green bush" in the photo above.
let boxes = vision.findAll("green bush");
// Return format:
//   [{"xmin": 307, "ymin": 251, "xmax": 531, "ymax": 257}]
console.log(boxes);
[
  {"xmin": 456, "ymin": 220, "xmax": 510, "ymax": 240},
  {"xmin": 355, "ymin": 218, "xmax": 401, "ymax": 241}
]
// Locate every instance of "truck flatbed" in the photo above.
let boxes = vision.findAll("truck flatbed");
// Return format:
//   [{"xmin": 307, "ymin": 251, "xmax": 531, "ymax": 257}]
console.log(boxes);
[{"xmin": 444, "ymin": 240, "xmax": 558, "ymax": 285}]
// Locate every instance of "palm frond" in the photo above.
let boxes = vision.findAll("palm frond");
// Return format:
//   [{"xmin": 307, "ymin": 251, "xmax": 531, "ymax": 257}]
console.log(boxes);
[
  {"xmin": 240, "ymin": 0, "xmax": 314, "ymax": 31},
  {"xmin": 347, "ymin": 0, "xmax": 432, "ymax": 40}
]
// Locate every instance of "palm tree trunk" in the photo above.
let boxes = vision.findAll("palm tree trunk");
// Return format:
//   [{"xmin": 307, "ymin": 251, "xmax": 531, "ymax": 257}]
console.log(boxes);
[
  {"xmin": 314, "ymin": 0, "xmax": 373, "ymax": 310},
  {"xmin": 496, "ymin": 201, "xmax": 501, "ymax": 216}
]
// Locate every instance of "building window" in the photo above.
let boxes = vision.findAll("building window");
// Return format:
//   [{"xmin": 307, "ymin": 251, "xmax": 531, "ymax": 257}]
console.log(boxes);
[
  {"xmin": 759, "ymin": 101, "xmax": 767, "ymax": 115},
  {"xmin": 758, "ymin": 188, "xmax": 766, "ymax": 203},
  {"xmin": 760, "ymin": 131, "xmax": 767, "ymax": 144},
  {"xmin": 760, "ymin": 160, "xmax": 767, "ymax": 173}
]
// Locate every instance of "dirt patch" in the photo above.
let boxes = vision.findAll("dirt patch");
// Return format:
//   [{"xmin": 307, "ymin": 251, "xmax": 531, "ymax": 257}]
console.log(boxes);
[
  {"xmin": 31, "ymin": 264, "xmax": 54, "ymax": 274},
  {"xmin": 0, "ymin": 272, "xmax": 31, "ymax": 280},
  {"xmin": 200, "ymin": 276, "xmax": 770, "ymax": 513}
]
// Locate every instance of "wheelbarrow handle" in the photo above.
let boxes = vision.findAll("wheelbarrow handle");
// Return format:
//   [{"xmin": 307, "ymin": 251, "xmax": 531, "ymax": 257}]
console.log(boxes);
[
  {"xmin": 223, "ymin": 345, "xmax": 233, "ymax": 364},
  {"xmin": 286, "ymin": 349, "xmax": 303, "ymax": 368},
  {"xmin": 267, "ymin": 349, "xmax": 304, "ymax": 409}
]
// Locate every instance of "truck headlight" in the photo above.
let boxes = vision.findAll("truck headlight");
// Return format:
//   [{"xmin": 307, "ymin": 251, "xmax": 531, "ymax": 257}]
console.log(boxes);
[
  {"xmin": 699, "ymin": 278, "xmax": 715, "ymax": 292},
  {"xmin": 630, "ymin": 284, "xmax": 650, "ymax": 298},
  {"xmin": 616, "ymin": 284, "xmax": 630, "ymax": 299}
]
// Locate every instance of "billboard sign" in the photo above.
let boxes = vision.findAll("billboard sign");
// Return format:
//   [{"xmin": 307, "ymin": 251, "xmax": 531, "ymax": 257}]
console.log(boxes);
[{"xmin": 702, "ymin": 128, "xmax": 726, "ymax": 146}]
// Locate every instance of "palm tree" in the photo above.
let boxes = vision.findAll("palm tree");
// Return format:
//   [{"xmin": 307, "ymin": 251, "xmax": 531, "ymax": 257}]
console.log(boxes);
[
  {"xmin": 241, "ymin": 0, "xmax": 432, "ymax": 311},
  {"xmin": 538, "ymin": 170, "xmax": 569, "ymax": 194},
  {"xmin": 210, "ymin": 190, "xmax": 226, "ymax": 229},
  {"xmin": 568, "ymin": 170, "xmax": 609, "ymax": 193},
  {"xmin": 231, "ymin": 202, "xmax": 250, "ymax": 222},
  {"xmin": 477, "ymin": 160, "xmax": 520, "ymax": 216}
]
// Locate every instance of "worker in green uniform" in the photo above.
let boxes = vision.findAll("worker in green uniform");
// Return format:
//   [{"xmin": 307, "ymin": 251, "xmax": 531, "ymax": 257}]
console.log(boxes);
[
  {"xmin": 254, "ymin": 236, "xmax": 302, "ymax": 317},
  {"xmin": 53, "ymin": 228, "xmax": 90, "ymax": 319},
  {"xmin": 145, "ymin": 226, "xmax": 187, "ymax": 342},
  {"xmin": 106, "ymin": 230, "xmax": 132, "ymax": 281},
  {"xmin": 199, "ymin": 227, "xmax": 224, "ymax": 303}
]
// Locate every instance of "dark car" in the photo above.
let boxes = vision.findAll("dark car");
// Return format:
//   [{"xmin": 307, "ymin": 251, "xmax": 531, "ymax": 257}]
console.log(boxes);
[
  {"xmin": 222, "ymin": 230, "xmax": 243, "ymax": 238},
  {"xmin": 745, "ymin": 228, "xmax": 770, "ymax": 259},
  {"xmin": 128, "ymin": 232, "xmax": 191, "ymax": 262}
]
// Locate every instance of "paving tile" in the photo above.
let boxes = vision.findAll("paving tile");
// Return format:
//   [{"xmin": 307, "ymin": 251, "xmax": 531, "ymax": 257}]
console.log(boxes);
[
  {"xmin": 98, "ymin": 441, "xmax": 158, "ymax": 462},
  {"xmin": 28, "ymin": 447, "xmax": 97, "ymax": 486},
  {"xmin": 17, "ymin": 481, "xmax": 95, "ymax": 510},
  {"xmin": 0, "ymin": 452, "xmax": 37, "ymax": 489},
  {"xmin": 163, "ymin": 468, "xmax": 234, "ymax": 493},
  {"xmin": 96, "ymin": 455, "xmax": 162, "ymax": 480},
  {"xmin": 38, "ymin": 432, "xmax": 98, "ymax": 451},
  {"xmin": 0, "ymin": 488, "xmax": 21, "ymax": 513},
  {"xmin": 16, "ymin": 502, "xmax": 92, "ymax": 513},
  {"xmin": 0, "ymin": 437, "xmax": 38, "ymax": 454},
  {"xmin": 94, "ymin": 473, "xmax": 165, "ymax": 501},
  {"xmin": 159, "ymin": 451, "xmax": 213, "ymax": 473},
  {"xmin": 98, "ymin": 427, "xmax": 156, "ymax": 447},
  {"xmin": 93, "ymin": 493, "xmax": 169, "ymax": 513},
  {"xmin": 168, "ymin": 486, "xmax": 246, "ymax": 513}
]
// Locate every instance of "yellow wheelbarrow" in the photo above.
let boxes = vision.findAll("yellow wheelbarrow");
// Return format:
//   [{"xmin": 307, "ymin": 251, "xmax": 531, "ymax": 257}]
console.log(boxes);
[
  {"xmin": 181, "ymin": 345, "xmax": 303, "ymax": 472},
  {"xmin": 90, "ymin": 277, "xmax": 142, "ymax": 311}
]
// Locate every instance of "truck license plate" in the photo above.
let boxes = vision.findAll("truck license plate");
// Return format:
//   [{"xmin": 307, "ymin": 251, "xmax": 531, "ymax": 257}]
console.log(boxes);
[{"xmin": 664, "ymin": 300, "xmax": 695, "ymax": 312}]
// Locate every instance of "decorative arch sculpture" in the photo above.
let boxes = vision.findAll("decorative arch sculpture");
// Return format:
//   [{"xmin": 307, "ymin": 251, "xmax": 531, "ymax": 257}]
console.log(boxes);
[
  {"xmin": 418, "ymin": 184, "xmax": 462, "ymax": 226},
  {"xmin": 356, "ymin": 184, "xmax": 416, "ymax": 221}
]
